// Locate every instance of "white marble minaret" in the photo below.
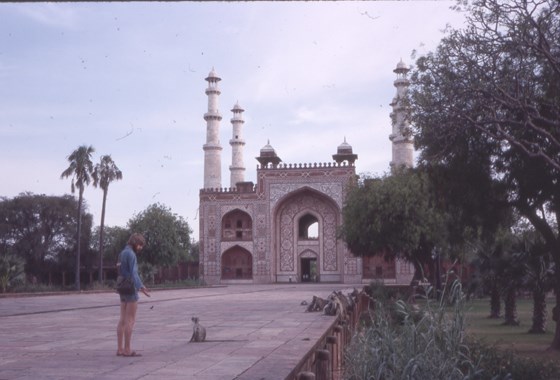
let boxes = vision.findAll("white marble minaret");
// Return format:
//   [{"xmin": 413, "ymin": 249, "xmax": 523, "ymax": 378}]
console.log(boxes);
[
  {"xmin": 203, "ymin": 68, "xmax": 223, "ymax": 189},
  {"xmin": 389, "ymin": 60, "xmax": 414, "ymax": 169},
  {"xmin": 229, "ymin": 102, "xmax": 246, "ymax": 188}
]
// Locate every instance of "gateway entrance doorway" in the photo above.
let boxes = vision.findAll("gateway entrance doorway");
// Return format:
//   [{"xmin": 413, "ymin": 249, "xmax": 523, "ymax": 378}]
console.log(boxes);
[{"xmin": 301, "ymin": 258, "xmax": 317, "ymax": 282}]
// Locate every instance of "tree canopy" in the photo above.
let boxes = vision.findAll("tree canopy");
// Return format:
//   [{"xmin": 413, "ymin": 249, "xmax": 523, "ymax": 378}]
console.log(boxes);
[
  {"xmin": 340, "ymin": 169, "xmax": 449, "ymax": 281},
  {"xmin": 0, "ymin": 193, "xmax": 92, "ymax": 281},
  {"xmin": 409, "ymin": 0, "xmax": 560, "ymax": 348},
  {"xmin": 127, "ymin": 203, "xmax": 192, "ymax": 267}
]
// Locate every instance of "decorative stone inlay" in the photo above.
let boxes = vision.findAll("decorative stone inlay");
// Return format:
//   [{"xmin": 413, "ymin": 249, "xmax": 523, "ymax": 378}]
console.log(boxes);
[
  {"xmin": 221, "ymin": 240, "xmax": 253, "ymax": 253},
  {"xmin": 221, "ymin": 204, "xmax": 252, "ymax": 215},
  {"xmin": 256, "ymin": 237, "xmax": 266, "ymax": 260},
  {"xmin": 257, "ymin": 260, "xmax": 269, "ymax": 275},
  {"xmin": 256, "ymin": 213, "xmax": 266, "ymax": 235},
  {"xmin": 300, "ymin": 249, "xmax": 318, "ymax": 258},
  {"xmin": 207, "ymin": 237, "xmax": 217, "ymax": 262},
  {"xmin": 277, "ymin": 191, "xmax": 338, "ymax": 272},
  {"xmin": 269, "ymin": 182, "xmax": 344, "ymax": 210}
]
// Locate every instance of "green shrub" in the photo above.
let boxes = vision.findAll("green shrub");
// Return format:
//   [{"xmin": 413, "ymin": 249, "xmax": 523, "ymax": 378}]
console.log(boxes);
[
  {"xmin": 345, "ymin": 281, "xmax": 477, "ymax": 380},
  {"xmin": 344, "ymin": 281, "xmax": 559, "ymax": 379},
  {"xmin": 0, "ymin": 254, "xmax": 25, "ymax": 293}
]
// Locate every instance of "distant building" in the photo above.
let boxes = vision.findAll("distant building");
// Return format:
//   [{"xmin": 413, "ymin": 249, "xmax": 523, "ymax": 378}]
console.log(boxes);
[{"xmin": 198, "ymin": 63, "xmax": 415, "ymax": 285}]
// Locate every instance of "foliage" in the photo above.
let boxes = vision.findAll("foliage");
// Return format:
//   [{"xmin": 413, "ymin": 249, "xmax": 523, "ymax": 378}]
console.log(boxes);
[
  {"xmin": 340, "ymin": 168, "xmax": 449, "ymax": 281},
  {"xmin": 91, "ymin": 225, "xmax": 130, "ymax": 264},
  {"xmin": 409, "ymin": 0, "xmax": 560, "ymax": 348},
  {"xmin": 188, "ymin": 240, "xmax": 200, "ymax": 262},
  {"xmin": 138, "ymin": 262, "xmax": 157, "ymax": 285},
  {"xmin": 345, "ymin": 281, "xmax": 560, "ymax": 380},
  {"xmin": 127, "ymin": 203, "xmax": 192, "ymax": 267},
  {"xmin": 513, "ymin": 224, "xmax": 555, "ymax": 333},
  {"xmin": 467, "ymin": 338, "xmax": 560, "ymax": 380},
  {"xmin": 344, "ymin": 281, "xmax": 479, "ymax": 380},
  {"xmin": 0, "ymin": 254, "xmax": 25, "ymax": 293},
  {"xmin": 0, "ymin": 193, "xmax": 91, "ymax": 280}
]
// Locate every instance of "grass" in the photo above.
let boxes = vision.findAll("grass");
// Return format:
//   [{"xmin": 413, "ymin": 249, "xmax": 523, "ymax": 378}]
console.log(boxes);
[{"xmin": 465, "ymin": 297, "xmax": 560, "ymax": 364}]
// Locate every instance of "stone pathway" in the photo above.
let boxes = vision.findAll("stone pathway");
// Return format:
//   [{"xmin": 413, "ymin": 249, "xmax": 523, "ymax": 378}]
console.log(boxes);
[{"xmin": 0, "ymin": 284, "xmax": 358, "ymax": 380}]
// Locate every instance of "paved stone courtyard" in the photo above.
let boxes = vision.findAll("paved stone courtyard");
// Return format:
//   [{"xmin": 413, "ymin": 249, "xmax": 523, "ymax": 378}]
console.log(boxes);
[{"xmin": 0, "ymin": 284, "xmax": 359, "ymax": 380}]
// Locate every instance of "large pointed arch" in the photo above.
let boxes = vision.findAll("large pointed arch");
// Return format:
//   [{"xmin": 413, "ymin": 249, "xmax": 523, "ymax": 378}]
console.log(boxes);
[
  {"xmin": 221, "ymin": 245, "xmax": 253, "ymax": 280},
  {"xmin": 273, "ymin": 187, "xmax": 340, "ymax": 282}
]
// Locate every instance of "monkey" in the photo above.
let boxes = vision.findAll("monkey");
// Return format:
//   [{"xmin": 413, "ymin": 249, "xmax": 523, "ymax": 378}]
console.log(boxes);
[{"xmin": 189, "ymin": 316, "xmax": 206, "ymax": 342}]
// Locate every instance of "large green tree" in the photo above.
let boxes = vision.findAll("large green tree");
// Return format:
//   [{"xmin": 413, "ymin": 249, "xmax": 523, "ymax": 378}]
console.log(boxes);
[
  {"xmin": 409, "ymin": 0, "xmax": 560, "ymax": 348},
  {"xmin": 340, "ymin": 169, "xmax": 449, "ymax": 285},
  {"xmin": 60, "ymin": 145, "xmax": 95, "ymax": 290},
  {"xmin": 0, "ymin": 193, "xmax": 90, "ymax": 283},
  {"xmin": 92, "ymin": 155, "xmax": 122, "ymax": 283},
  {"xmin": 127, "ymin": 203, "xmax": 192, "ymax": 268}
]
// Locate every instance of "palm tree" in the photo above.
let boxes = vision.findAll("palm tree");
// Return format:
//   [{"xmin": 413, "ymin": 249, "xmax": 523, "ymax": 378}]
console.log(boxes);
[
  {"xmin": 92, "ymin": 155, "xmax": 122, "ymax": 283},
  {"xmin": 61, "ymin": 145, "xmax": 95, "ymax": 291},
  {"xmin": 518, "ymin": 232, "xmax": 554, "ymax": 334},
  {"xmin": 500, "ymin": 251, "xmax": 525, "ymax": 326}
]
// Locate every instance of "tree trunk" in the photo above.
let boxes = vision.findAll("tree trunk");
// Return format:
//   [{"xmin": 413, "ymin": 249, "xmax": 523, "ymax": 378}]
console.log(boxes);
[
  {"xmin": 75, "ymin": 189, "xmax": 83, "ymax": 291},
  {"xmin": 503, "ymin": 287, "xmax": 519, "ymax": 326},
  {"xmin": 529, "ymin": 288, "xmax": 547, "ymax": 334},
  {"xmin": 98, "ymin": 189, "xmax": 108, "ymax": 283},
  {"xmin": 489, "ymin": 283, "xmax": 501, "ymax": 318},
  {"xmin": 549, "ymin": 264, "xmax": 560, "ymax": 350}
]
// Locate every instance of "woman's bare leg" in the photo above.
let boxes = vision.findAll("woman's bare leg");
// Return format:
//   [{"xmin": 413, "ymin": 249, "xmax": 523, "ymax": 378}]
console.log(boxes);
[
  {"xmin": 116, "ymin": 302, "xmax": 127, "ymax": 355},
  {"xmin": 123, "ymin": 301, "xmax": 138, "ymax": 355}
]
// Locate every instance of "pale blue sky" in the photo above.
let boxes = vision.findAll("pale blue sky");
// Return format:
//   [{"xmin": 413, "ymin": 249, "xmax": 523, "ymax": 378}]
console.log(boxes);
[{"xmin": 0, "ymin": 1, "xmax": 465, "ymax": 240}]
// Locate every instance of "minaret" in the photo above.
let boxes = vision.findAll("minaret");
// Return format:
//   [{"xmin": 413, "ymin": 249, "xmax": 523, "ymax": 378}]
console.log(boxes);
[
  {"xmin": 229, "ymin": 102, "xmax": 246, "ymax": 188},
  {"xmin": 203, "ymin": 68, "xmax": 223, "ymax": 189},
  {"xmin": 389, "ymin": 60, "xmax": 414, "ymax": 169}
]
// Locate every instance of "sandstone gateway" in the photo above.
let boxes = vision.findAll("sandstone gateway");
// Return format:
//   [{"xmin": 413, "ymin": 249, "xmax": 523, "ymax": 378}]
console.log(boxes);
[{"xmin": 199, "ymin": 63, "xmax": 415, "ymax": 285}]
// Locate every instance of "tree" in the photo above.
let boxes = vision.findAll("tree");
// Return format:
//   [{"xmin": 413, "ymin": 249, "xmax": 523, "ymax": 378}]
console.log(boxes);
[
  {"xmin": 475, "ymin": 237, "xmax": 508, "ymax": 319},
  {"xmin": 91, "ymin": 225, "xmax": 130, "ymax": 265},
  {"xmin": 409, "ymin": 0, "xmax": 560, "ymax": 348},
  {"xmin": 340, "ymin": 168, "xmax": 449, "ymax": 285},
  {"xmin": 92, "ymin": 155, "xmax": 122, "ymax": 283},
  {"xmin": 127, "ymin": 203, "xmax": 192, "ymax": 268},
  {"xmin": 0, "ymin": 193, "xmax": 90, "ymax": 284},
  {"xmin": 60, "ymin": 145, "xmax": 95, "ymax": 290},
  {"xmin": 514, "ymin": 225, "xmax": 555, "ymax": 333}
]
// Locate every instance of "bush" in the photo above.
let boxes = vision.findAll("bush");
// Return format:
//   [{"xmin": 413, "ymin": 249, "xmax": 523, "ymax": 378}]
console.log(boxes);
[
  {"xmin": 344, "ymin": 281, "xmax": 477, "ymax": 380},
  {"xmin": 0, "ymin": 254, "xmax": 25, "ymax": 293},
  {"xmin": 344, "ymin": 281, "xmax": 559, "ymax": 379}
]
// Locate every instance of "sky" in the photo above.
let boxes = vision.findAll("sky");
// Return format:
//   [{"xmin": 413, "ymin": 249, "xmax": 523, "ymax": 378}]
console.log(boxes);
[{"xmin": 0, "ymin": 1, "xmax": 466, "ymax": 241}]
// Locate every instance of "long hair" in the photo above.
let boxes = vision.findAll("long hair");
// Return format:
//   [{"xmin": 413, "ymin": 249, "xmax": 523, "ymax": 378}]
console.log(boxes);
[{"xmin": 127, "ymin": 233, "xmax": 146, "ymax": 247}]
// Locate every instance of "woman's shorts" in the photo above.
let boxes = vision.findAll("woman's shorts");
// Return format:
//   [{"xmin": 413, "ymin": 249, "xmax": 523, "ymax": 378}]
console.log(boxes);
[{"xmin": 119, "ymin": 292, "xmax": 139, "ymax": 303}]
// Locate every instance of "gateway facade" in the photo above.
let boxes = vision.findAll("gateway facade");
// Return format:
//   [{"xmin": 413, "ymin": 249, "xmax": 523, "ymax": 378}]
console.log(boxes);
[{"xmin": 199, "ymin": 63, "xmax": 415, "ymax": 285}]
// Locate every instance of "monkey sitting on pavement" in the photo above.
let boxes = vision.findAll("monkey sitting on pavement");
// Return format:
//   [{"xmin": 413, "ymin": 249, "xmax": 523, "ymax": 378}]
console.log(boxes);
[{"xmin": 189, "ymin": 316, "xmax": 206, "ymax": 342}]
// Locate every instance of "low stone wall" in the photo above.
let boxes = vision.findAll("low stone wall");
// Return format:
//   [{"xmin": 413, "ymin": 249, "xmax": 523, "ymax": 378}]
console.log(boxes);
[{"xmin": 286, "ymin": 288, "xmax": 372, "ymax": 380}]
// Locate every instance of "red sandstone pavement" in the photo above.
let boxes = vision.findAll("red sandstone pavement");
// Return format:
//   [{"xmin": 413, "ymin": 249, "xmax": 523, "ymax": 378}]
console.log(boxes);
[{"xmin": 0, "ymin": 284, "xmax": 359, "ymax": 380}]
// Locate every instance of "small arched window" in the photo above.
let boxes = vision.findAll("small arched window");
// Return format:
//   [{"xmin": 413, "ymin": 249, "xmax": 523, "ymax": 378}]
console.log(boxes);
[{"xmin": 298, "ymin": 214, "xmax": 319, "ymax": 240}]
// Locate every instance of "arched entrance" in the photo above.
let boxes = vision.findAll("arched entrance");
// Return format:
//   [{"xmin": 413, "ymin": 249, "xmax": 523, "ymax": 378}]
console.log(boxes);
[
  {"xmin": 274, "ymin": 188, "xmax": 340, "ymax": 283},
  {"xmin": 300, "ymin": 250, "xmax": 318, "ymax": 282},
  {"xmin": 221, "ymin": 246, "xmax": 253, "ymax": 280}
]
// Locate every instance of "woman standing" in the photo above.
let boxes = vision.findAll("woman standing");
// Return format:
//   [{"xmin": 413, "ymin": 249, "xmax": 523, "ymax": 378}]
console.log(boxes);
[{"xmin": 116, "ymin": 233, "xmax": 150, "ymax": 357}]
